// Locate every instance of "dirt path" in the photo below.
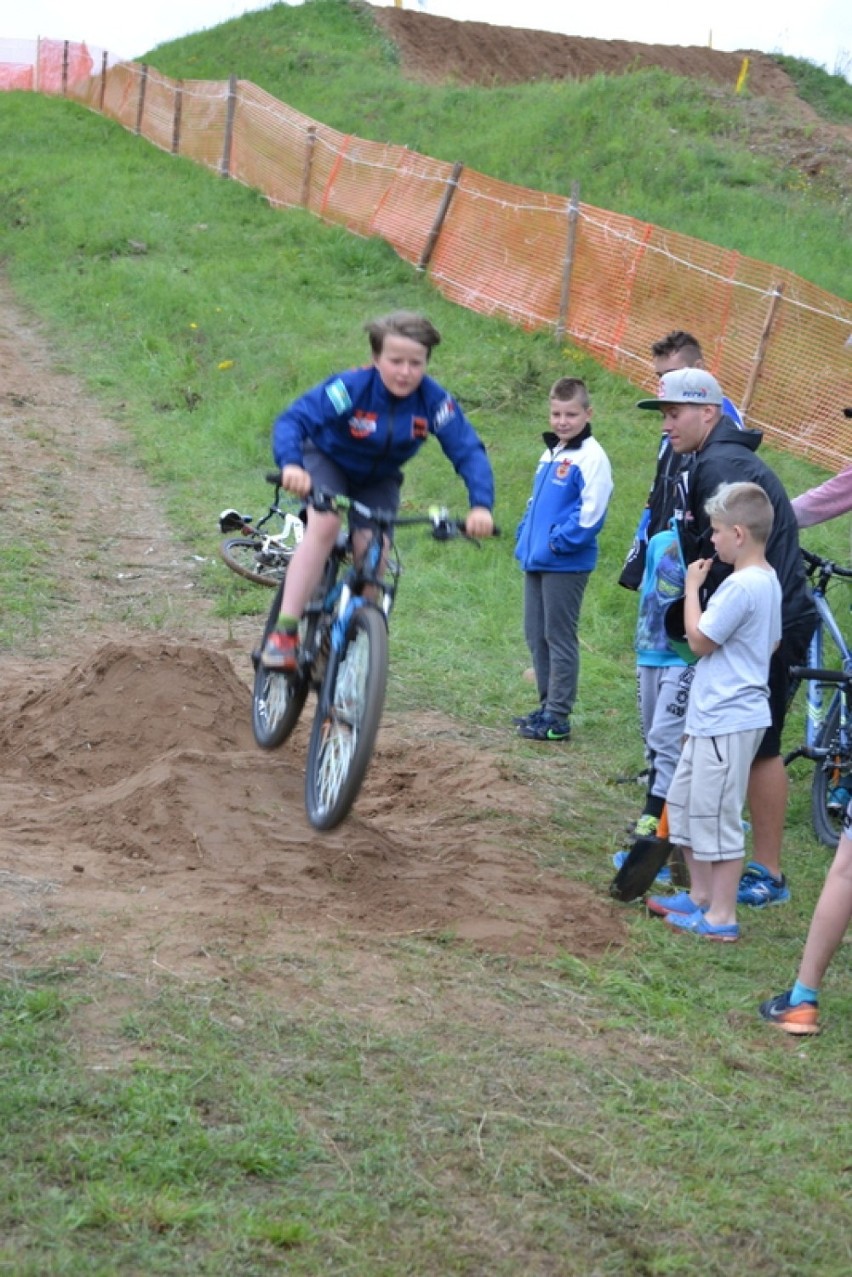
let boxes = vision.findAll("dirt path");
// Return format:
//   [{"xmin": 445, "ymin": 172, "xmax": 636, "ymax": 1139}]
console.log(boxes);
[{"xmin": 0, "ymin": 281, "xmax": 627, "ymax": 1002}]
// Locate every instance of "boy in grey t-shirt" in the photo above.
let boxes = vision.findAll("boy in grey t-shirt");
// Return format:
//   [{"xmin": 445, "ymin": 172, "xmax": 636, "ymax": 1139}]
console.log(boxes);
[{"xmin": 646, "ymin": 482, "xmax": 782, "ymax": 941}]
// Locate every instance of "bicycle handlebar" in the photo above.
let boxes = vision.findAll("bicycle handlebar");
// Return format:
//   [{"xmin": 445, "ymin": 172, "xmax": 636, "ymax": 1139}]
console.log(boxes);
[
  {"xmin": 265, "ymin": 473, "xmax": 500, "ymax": 539},
  {"xmin": 800, "ymin": 547, "xmax": 852, "ymax": 580},
  {"xmin": 789, "ymin": 665, "xmax": 852, "ymax": 684}
]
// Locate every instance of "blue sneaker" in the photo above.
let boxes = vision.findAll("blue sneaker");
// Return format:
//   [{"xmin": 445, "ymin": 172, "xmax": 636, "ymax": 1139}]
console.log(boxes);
[
  {"xmin": 827, "ymin": 785, "xmax": 852, "ymax": 815},
  {"xmin": 665, "ymin": 911, "xmax": 740, "ymax": 942},
  {"xmin": 612, "ymin": 850, "xmax": 671, "ymax": 885},
  {"xmin": 518, "ymin": 711, "xmax": 571, "ymax": 742},
  {"xmin": 737, "ymin": 862, "xmax": 790, "ymax": 908},
  {"xmin": 646, "ymin": 890, "xmax": 703, "ymax": 918},
  {"xmin": 512, "ymin": 706, "xmax": 545, "ymax": 728}
]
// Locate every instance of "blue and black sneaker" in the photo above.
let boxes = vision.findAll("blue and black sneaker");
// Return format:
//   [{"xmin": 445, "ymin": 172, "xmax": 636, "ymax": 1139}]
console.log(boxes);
[
  {"xmin": 737, "ymin": 862, "xmax": 790, "ymax": 907},
  {"xmin": 512, "ymin": 706, "xmax": 545, "ymax": 729},
  {"xmin": 518, "ymin": 712, "xmax": 571, "ymax": 742}
]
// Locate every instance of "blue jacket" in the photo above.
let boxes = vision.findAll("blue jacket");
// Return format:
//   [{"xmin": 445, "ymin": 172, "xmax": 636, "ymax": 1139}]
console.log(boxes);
[
  {"xmin": 515, "ymin": 429, "xmax": 613, "ymax": 573},
  {"xmin": 272, "ymin": 365, "xmax": 494, "ymax": 510}
]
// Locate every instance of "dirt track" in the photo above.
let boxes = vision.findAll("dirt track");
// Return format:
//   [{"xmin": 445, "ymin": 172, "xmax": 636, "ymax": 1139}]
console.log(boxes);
[
  {"xmin": 370, "ymin": 7, "xmax": 851, "ymax": 194},
  {"xmin": 370, "ymin": 7, "xmax": 805, "ymax": 100},
  {"xmin": 0, "ymin": 280, "xmax": 627, "ymax": 989}
]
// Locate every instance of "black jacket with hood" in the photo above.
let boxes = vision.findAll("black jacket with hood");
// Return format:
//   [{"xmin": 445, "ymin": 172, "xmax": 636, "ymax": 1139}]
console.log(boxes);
[{"xmin": 673, "ymin": 415, "xmax": 816, "ymax": 636}]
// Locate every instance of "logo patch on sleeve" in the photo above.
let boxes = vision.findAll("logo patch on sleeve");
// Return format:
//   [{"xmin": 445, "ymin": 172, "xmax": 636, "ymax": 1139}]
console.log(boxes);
[
  {"xmin": 433, "ymin": 397, "xmax": 456, "ymax": 431},
  {"xmin": 349, "ymin": 411, "xmax": 378, "ymax": 439},
  {"xmin": 326, "ymin": 378, "xmax": 352, "ymax": 415},
  {"xmin": 412, "ymin": 416, "xmax": 428, "ymax": 439}
]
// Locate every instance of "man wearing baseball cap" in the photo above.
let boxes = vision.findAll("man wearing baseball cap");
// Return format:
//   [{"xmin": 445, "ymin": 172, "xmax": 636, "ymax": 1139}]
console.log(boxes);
[{"xmin": 636, "ymin": 367, "xmax": 816, "ymax": 908}]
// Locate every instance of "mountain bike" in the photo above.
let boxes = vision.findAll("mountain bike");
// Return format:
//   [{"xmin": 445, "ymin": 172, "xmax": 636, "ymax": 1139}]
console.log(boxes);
[
  {"xmin": 218, "ymin": 496, "xmax": 304, "ymax": 587},
  {"xmin": 784, "ymin": 548, "xmax": 852, "ymax": 847},
  {"xmin": 251, "ymin": 476, "xmax": 497, "ymax": 830}
]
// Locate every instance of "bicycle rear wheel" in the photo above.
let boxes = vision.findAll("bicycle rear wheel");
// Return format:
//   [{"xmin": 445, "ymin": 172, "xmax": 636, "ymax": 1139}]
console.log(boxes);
[
  {"xmin": 304, "ymin": 605, "xmax": 388, "ymax": 830},
  {"xmin": 811, "ymin": 697, "xmax": 852, "ymax": 848},
  {"xmin": 220, "ymin": 536, "xmax": 292, "ymax": 587},
  {"xmin": 252, "ymin": 582, "xmax": 309, "ymax": 749}
]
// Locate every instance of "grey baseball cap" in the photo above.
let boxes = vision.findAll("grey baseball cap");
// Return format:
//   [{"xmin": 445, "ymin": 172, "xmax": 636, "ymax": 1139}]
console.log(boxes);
[{"xmin": 637, "ymin": 367, "xmax": 724, "ymax": 410}]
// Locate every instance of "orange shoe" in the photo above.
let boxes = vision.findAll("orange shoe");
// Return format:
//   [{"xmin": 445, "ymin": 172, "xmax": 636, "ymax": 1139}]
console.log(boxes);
[
  {"xmin": 261, "ymin": 629, "xmax": 299, "ymax": 672},
  {"xmin": 759, "ymin": 990, "xmax": 820, "ymax": 1035}
]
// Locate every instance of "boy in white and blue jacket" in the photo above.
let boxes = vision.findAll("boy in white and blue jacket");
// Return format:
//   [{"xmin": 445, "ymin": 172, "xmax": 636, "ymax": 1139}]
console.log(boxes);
[{"xmin": 514, "ymin": 378, "xmax": 613, "ymax": 741}]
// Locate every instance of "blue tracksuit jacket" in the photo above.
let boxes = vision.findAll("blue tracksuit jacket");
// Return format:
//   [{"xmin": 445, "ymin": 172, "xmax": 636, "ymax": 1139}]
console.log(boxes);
[
  {"xmin": 515, "ymin": 429, "xmax": 613, "ymax": 573},
  {"xmin": 272, "ymin": 365, "xmax": 494, "ymax": 510}
]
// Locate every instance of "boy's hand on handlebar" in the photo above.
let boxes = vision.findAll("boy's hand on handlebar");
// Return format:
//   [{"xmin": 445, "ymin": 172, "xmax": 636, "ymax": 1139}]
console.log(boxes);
[
  {"xmin": 281, "ymin": 465, "xmax": 312, "ymax": 498},
  {"xmin": 465, "ymin": 507, "xmax": 495, "ymax": 538}
]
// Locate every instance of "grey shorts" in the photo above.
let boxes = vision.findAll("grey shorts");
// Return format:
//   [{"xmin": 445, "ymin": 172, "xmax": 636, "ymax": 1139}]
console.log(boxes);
[
  {"xmin": 666, "ymin": 729, "xmax": 764, "ymax": 861},
  {"xmin": 303, "ymin": 443, "xmax": 402, "ymax": 528}
]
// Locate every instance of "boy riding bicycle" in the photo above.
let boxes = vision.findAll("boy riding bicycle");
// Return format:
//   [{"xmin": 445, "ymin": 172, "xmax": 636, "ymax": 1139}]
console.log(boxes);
[{"xmin": 262, "ymin": 311, "xmax": 495, "ymax": 670}]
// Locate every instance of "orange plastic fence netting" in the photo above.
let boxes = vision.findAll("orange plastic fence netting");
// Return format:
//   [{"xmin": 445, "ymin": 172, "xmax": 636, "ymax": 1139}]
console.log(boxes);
[{"xmin": 4, "ymin": 37, "xmax": 850, "ymax": 470}]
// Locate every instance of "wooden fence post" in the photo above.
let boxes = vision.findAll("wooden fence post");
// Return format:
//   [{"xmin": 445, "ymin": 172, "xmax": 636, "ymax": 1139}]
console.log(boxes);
[
  {"xmin": 172, "ymin": 81, "xmax": 184, "ymax": 155},
  {"xmin": 301, "ymin": 125, "xmax": 317, "ymax": 207},
  {"xmin": 220, "ymin": 74, "xmax": 238, "ymax": 178},
  {"xmin": 741, "ymin": 283, "xmax": 784, "ymax": 419},
  {"xmin": 135, "ymin": 64, "xmax": 148, "ymax": 136},
  {"xmin": 555, "ymin": 181, "xmax": 580, "ymax": 342},
  {"xmin": 61, "ymin": 41, "xmax": 69, "ymax": 96},
  {"xmin": 99, "ymin": 51, "xmax": 108, "ymax": 113},
  {"xmin": 417, "ymin": 161, "xmax": 464, "ymax": 273}
]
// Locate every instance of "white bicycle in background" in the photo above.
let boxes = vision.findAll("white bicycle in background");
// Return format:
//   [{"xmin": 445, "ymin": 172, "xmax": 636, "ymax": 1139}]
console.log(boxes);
[{"xmin": 218, "ymin": 492, "xmax": 304, "ymax": 587}]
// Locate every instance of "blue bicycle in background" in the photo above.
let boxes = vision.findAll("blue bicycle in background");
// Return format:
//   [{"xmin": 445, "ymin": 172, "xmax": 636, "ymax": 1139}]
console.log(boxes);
[{"xmin": 785, "ymin": 547, "xmax": 852, "ymax": 846}]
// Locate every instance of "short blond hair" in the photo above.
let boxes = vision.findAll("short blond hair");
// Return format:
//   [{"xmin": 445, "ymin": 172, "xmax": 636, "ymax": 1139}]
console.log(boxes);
[{"xmin": 704, "ymin": 481, "xmax": 774, "ymax": 545}]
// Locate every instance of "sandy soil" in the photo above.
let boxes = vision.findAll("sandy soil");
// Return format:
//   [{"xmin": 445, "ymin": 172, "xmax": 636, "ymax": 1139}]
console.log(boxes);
[{"xmin": 0, "ymin": 280, "xmax": 628, "ymax": 999}]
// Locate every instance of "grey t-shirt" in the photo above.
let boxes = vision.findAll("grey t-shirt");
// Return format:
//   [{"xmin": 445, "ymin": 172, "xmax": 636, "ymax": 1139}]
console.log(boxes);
[{"xmin": 686, "ymin": 565, "xmax": 782, "ymax": 736}]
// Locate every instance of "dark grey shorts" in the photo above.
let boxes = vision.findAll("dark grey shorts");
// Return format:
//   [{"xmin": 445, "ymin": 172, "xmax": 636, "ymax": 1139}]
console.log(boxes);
[{"xmin": 302, "ymin": 443, "xmax": 403, "ymax": 528}]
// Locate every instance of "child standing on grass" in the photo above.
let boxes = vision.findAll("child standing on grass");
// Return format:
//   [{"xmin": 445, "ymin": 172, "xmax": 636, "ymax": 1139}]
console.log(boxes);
[
  {"xmin": 513, "ymin": 377, "xmax": 613, "ymax": 742},
  {"xmin": 646, "ymin": 482, "xmax": 782, "ymax": 941}
]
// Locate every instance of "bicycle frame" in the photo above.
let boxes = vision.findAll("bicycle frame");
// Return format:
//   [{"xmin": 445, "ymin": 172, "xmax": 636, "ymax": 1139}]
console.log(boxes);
[
  {"xmin": 784, "ymin": 550, "xmax": 852, "ymax": 846},
  {"xmin": 785, "ymin": 556, "xmax": 852, "ymax": 766}
]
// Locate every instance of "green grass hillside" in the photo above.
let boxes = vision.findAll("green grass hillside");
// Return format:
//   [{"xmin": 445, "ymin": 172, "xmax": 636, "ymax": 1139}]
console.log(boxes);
[
  {"xmin": 0, "ymin": 4, "xmax": 850, "ymax": 1273},
  {"xmin": 144, "ymin": 0, "xmax": 852, "ymax": 299}
]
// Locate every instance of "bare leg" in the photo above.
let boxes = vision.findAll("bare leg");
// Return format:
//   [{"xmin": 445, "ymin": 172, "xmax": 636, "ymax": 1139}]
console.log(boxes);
[
  {"xmin": 705, "ymin": 859, "xmax": 743, "ymax": 928},
  {"xmin": 682, "ymin": 847, "xmax": 710, "ymax": 908},
  {"xmin": 746, "ymin": 754, "xmax": 786, "ymax": 878},
  {"xmin": 797, "ymin": 833, "xmax": 852, "ymax": 989},
  {"xmin": 280, "ymin": 510, "xmax": 341, "ymax": 620}
]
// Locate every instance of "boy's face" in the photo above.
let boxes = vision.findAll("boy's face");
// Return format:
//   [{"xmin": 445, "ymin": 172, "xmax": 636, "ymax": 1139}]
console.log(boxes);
[
  {"xmin": 374, "ymin": 334, "xmax": 429, "ymax": 398},
  {"xmin": 710, "ymin": 517, "xmax": 741, "ymax": 565},
  {"xmin": 549, "ymin": 396, "xmax": 591, "ymax": 443}
]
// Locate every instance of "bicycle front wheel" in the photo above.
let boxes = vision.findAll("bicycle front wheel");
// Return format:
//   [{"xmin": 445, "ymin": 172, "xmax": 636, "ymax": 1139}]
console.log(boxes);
[
  {"xmin": 811, "ymin": 697, "xmax": 852, "ymax": 848},
  {"xmin": 220, "ymin": 536, "xmax": 291, "ymax": 587},
  {"xmin": 252, "ymin": 583, "xmax": 309, "ymax": 749},
  {"xmin": 304, "ymin": 605, "xmax": 389, "ymax": 830}
]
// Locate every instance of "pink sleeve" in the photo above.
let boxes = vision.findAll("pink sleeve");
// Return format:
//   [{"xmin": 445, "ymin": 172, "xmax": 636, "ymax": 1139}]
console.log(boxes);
[{"xmin": 792, "ymin": 466, "xmax": 852, "ymax": 528}]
